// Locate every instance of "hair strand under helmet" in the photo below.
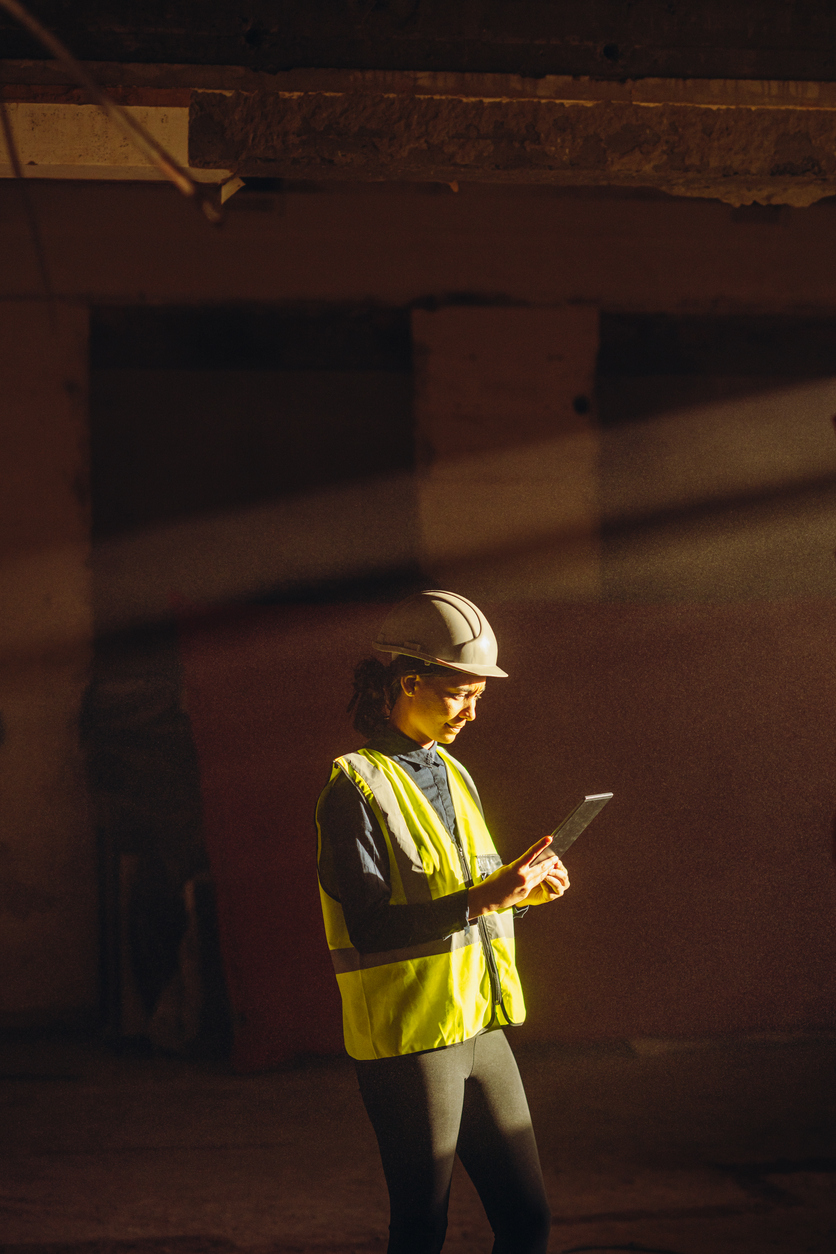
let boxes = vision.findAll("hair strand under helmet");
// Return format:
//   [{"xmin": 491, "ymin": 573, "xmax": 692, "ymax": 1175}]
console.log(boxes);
[{"xmin": 373, "ymin": 590, "xmax": 508, "ymax": 678}]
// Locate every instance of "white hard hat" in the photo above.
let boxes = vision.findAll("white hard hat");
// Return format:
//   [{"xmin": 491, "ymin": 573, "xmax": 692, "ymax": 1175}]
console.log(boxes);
[{"xmin": 374, "ymin": 590, "xmax": 508, "ymax": 678}]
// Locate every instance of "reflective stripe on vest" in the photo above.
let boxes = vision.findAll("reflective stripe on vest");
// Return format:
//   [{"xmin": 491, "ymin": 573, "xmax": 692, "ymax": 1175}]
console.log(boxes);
[{"xmin": 315, "ymin": 747, "xmax": 526, "ymax": 1060}]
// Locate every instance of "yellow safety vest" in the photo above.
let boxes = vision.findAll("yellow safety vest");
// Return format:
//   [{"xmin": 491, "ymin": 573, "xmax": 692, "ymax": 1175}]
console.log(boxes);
[{"xmin": 315, "ymin": 746, "xmax": 526, "ymax": 1060}]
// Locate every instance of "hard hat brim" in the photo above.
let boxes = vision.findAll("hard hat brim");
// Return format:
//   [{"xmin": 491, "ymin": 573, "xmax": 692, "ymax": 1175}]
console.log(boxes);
[{"xmin": 375, "ymin": 645, "xmax": 508, "ymax": 679}]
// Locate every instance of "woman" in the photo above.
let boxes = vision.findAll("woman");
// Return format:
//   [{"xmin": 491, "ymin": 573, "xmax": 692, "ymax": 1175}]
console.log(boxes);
[{"xmin": 316, "ymin": 590, "xmax": 570, "ymax": 1254}]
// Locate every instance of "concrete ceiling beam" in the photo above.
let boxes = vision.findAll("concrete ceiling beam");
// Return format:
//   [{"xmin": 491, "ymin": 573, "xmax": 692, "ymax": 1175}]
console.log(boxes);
[
  {"xmin": 4, "ymin": 64, "xmax": 836, "ymax": 205},
  {"xmin": 187, "ymin": 71, "xmax": 836, "ymax": 208}
]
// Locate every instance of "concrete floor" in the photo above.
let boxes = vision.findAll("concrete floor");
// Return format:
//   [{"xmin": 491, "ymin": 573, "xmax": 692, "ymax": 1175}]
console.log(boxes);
[{"xmin": 1, "ymin": 1031, "xmax": 835, "ymax": 1254}]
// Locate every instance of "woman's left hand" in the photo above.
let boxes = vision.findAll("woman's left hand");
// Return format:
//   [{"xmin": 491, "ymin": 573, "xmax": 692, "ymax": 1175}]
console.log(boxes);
[{"xmin": 523, "ymin": 858, "xmax": 570, "ymax": 905}]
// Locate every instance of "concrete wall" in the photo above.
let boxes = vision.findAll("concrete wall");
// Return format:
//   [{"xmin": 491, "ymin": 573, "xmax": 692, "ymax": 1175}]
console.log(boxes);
[
  {"xmin": 3, "ymin": 181, "xmax": 836, "ymax": 310},
  {"xmin": 1, "ymin": 179, "xmax": 836, "ymax": 1039},
  {"xmin": 413, "ymin": 305, "xmax": 600, "ymax": 601},
  {"xmin": 178, "ymin": 593, "xmax": 836, "ymax": 1068},
  {"xmin": 0, "ymin": 300, "xmax": 96, "ymax": 1025}
]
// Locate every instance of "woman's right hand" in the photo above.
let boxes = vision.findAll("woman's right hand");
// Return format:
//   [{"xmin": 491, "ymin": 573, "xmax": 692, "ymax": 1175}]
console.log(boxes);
[{"xmin": 467, "ymin": 836, "xmax": 566, "ymax": 918}]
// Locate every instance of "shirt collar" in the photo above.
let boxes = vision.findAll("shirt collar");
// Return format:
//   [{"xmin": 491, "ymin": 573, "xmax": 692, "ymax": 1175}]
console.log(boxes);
[{"xmin": 365, "ymin": 724, "xmax": 442, "ymax": 765}]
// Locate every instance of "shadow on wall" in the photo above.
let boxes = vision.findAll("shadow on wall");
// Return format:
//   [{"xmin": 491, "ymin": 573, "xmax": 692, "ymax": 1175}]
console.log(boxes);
[
  {"xmin": 597, "ymin": 314, "xmax": 836, "ymax": 602},
  {"xmin": 83, "ymin": 306, "xmax": 836, "ymax": 1068}
]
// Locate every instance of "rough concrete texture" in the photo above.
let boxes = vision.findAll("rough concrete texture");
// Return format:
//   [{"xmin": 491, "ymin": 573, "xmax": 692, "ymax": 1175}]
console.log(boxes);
[
  {"xmin": 190, "ymin": 88, "xmax": 836, "ymax": 206},
  {"xmin": 0, "ymin": 1032, "xmax": 834, "ymax": 1253},
  {"xmin": 6, "ymin": 64, "xmax": 836, "ymax": 203}
]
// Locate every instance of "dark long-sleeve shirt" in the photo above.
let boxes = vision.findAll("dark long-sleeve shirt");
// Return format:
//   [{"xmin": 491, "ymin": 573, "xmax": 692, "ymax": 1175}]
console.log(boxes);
[{"xmin": 317, "ymin": 727, "xmax": 472, "ymax": 953}]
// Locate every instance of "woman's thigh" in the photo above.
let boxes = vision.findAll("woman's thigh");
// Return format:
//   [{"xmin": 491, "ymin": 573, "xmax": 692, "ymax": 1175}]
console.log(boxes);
[
  {"xmin": 355, "ymin": 1041, "xmax": 472, "ymax": 1240},
  {"xmin": 355, "ymin": 1033, "xmax": 550, "ymax": 1254},
  {"xmin": 456, "ymin": 1030, "xmax": 551, "ymax": 1253}
]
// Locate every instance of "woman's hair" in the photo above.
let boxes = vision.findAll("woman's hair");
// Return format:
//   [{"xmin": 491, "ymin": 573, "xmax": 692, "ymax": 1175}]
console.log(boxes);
[{"xmin": 348, "ymin": 655, "xmax": 452, "ymax": 737}]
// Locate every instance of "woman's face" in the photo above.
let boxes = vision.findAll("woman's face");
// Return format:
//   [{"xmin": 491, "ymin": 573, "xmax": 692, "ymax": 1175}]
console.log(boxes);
[{"xmin": 392, "ymin": 671, "xmax": 486, "ymax": 747}]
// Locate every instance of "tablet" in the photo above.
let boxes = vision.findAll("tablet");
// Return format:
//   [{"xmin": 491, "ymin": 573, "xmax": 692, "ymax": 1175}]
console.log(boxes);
[{"xmin": 531, "ymin": 792, "xmax": 613, "ymax": 863}]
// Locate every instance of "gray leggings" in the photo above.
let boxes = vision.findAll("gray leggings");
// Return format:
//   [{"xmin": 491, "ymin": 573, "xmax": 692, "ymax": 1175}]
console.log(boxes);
[{"xmin": 355, "ymin": 1029, "xmax": 551, "ymax": 1254}]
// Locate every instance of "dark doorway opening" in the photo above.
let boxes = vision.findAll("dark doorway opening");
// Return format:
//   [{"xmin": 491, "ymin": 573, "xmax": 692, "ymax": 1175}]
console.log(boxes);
[{"xmin": 85, "ymin": 303, "xmax": 418, "ymax": 1054}]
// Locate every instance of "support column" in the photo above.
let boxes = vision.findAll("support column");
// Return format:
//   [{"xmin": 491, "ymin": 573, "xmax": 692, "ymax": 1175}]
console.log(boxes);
[
  {"xmin": 0, "ymin": 301, "xmax": 96, "ymax": 1024},
  {"xmin": 412, "ymin": 306, "xmax": 601, "ymax": 601}
]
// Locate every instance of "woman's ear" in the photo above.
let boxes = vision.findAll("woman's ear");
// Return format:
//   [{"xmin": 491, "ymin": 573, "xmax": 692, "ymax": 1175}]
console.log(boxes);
[{"xmin": 400, "ymin": 673, "xmax": 419, "ymax": 698}]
